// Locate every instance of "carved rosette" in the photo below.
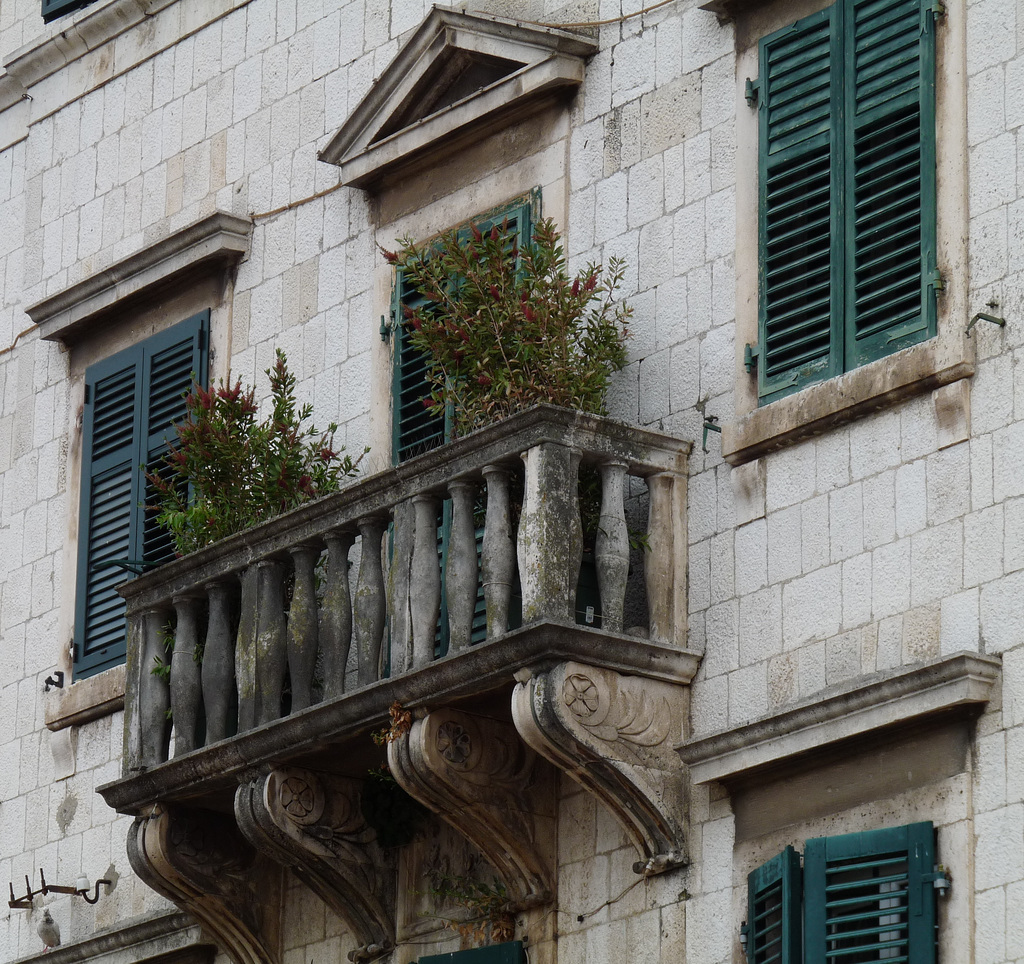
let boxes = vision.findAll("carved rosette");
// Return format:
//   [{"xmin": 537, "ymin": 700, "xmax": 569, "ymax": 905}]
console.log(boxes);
[
  {"xmin": 126, "ymin": 804, "xmax": 280, "ymax": 964},
  {"xmin": 512, "ymin": 661, "xmax": 688, "ymax": 875},
  {"xmin": 234, "ymin": 767, "xmax": 395, "ymax": 959},
  {"xmin": 388, "ymin": 708, "xmax": 555, "ymax": 906}
]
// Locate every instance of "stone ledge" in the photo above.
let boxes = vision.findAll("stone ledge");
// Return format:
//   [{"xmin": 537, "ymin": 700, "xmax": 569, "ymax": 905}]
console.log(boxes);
[
  {"xmin": 99, "ymin": 622, "xmax": 701, "ymax": 815},
  {"xmin": 677, "ymin": 651, "xmax": 1001, "ymax": 786},
  {"xmin": 721, "ymin": 327, "xmax": 975, "ymax": 466},
  {"xmin": 26, "ymin": 212, "xmax": 251, "ymax": 344},
  {"xmin": 45, "ymin": 664, "xmax": 125, "ymax": 731},
  {"xmin": 8, "ymin": 911, "xmax": 212, "ymax": 964}
]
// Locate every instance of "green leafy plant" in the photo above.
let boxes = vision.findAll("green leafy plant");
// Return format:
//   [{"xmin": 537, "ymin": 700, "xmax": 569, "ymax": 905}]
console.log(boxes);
[
  {"xmin": 425, "ymin": 871, "xmax": 516, "ymax": 945},
  {"xmin": 384, "ymin": 217, "xmax": 632, "ymax": 437},
  {"xmin": 148, "ymin": 350, "xmax": 365, "ymax": 557}
]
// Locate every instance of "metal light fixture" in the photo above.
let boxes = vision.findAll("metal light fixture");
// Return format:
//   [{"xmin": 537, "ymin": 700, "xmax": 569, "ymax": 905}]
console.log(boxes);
[{"xmin": 7, "ymin": 870, "xmax": 112, "ymax": 909}]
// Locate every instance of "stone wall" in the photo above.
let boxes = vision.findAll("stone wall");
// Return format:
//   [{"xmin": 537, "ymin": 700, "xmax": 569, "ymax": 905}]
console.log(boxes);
[{"xmin": 0, "ymin": 0, "xmax": 1021, "ymax": 962}]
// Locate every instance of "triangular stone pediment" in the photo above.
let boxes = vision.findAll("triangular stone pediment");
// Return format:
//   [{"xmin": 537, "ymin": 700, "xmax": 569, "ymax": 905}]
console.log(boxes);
[{"xmin": 319, "ymin": 7, "xmax": 597, "ymax": 189}]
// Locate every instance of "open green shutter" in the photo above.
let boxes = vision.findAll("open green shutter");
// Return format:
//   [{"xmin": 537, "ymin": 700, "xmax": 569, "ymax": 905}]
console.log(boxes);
[
  {"xmin": 419, "ymin": 941, "xmax": 524, "ymax": 964},
  {"xmin": 74, "ymin": 312, "xmax": 208, "ymax": 679},
  {"xmin": 747, "ymin": 846, "xmax": 802, "ymax": 964},
  {"xmin": 845, "ymin": 0, "xmax": 937, "ymax": 366},
  {"xmin": 757, "ymin": 7, "xmax": 842, "ymax": 403},
  {"xmin": 804, "ymin": 822, "xmax": 936, "ymax": 964}
]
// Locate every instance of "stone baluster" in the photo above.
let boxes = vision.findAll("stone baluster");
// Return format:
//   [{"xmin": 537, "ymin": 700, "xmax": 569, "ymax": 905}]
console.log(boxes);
[
  {"xmin": 518, "ymin": 442, "xmax": 581, "ymax": 623},
  {"xmin": 354, "ymin": 517, "xmax": 387, "ymax": 687},
  {"xmin": 203, "ymin": 580, "xmax": 235, "ymax": 744},
  {"xmin": 235, "ymin": 565, "xmax": 259, "ymax": 732},
  {"xmin": 481, "ymin": 464, "xmax": 514, "ymax": 637},
  {"xmin": 256, "ymin": 559, "xmax": 288, "ymax": 725},
  {"xmin": 388, "ymin": 501, "xmax": 415, "ymax": 677},
  {"xmin": 140, "ymin": 608, "xmax": 171, "ymax": 768},
  {"xmin": 287, "ymin": 543, "xmax": 321, "ymax": 713},
  {"xmin": 646, "ymin": 473, "xmax": 676, "ymax": 644},
  {"xmin": 446, "ymin": 480, "xmax": 478, "ymax": 652},
  {"xmin": 595, "ymin": 460, "xmax": 630, "ymax": 633},
  {"xmin": 320, "ymin": 530, "xmax": 355, "ymax": 700},
  {"xmin": 410, "ymin": 495, "xmax": 441, "ymax": 668},
  {"xmin": 170, "ymin": 594, "xmax": 203, "ymax": 756}
]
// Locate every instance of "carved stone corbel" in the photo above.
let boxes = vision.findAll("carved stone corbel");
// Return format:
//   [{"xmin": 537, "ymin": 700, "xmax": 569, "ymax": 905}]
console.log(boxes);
[
  {"xmin": 512, "ymin": 661, "xmax": 688, "ymax": 875},
  {"xmin": 234, "ymin": 767, "xmax": 395, "ymax": 961},
  {"xmin": 126, "ymin": 804, "xmax": 281, "ymax": 964},
  {"xmin": 388, "ymin": 707, "xmax": 555, "ymax": 906}
]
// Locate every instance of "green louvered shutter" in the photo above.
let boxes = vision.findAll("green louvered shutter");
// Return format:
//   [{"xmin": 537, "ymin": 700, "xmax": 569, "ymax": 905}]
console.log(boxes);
[
  {"xmin": 74, "ymin": 312, "xmax": 208, "ymax": 679},
  {"xmin": 757, "ymin": 7, "xmax": 842, "ymax": 403},
  {"xmin": 747, "ymin": 846, "xmax": 802, "ymax": 964},
  {"xmin": 804, "ymin": 822, "xmax": 936, "ymax": 964},
  {"xmin": 419, "ymin": 941, "xmax": 524, "ymax": 964},
  {"xmin": 845, "ymin": 0, "xmax": 938, "ymax": 366}
]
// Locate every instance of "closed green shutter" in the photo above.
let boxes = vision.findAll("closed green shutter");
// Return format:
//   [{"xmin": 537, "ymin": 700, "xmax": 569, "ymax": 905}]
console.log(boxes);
[
  {"xmin": 74, "ymin": 312, "xmax": 208, "ymax": 678},
  {"xmin": 757, "ymin": 0, "xmax": 937, "ymax": 403},
  {"xmin": 758, "ymin": 6, "xmax": 842, "ymax": 403},
  {"xmin": 747, "ymin": 846, "xmax": 803, "ymax": 964},
  {"xmin": 419, "ymin": 941, "xmax": 524, "ymax": 964},
  {"xmin": 845, "ymin": 0, "xmax": 938, "ymax": 366},
  {"xmin": 803, "ymin": 822, "xmax": 936, "ymax": 964}
]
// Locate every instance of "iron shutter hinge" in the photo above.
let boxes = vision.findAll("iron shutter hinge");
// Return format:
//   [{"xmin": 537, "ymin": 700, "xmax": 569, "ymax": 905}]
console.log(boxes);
[
  {"xmin": 928, "ymin": 267, "xmax": 945, "ymax": 292},
  {"xmin": 928, "ymin": 1, "xmax": 946, "ymax": 19},
  {"xmin": 745, "ymin": 78, "xmax": 759, "ymax": 107},
  {"xmin": 744, "ymin": 343, "xmax": 760, "ymax": 373},
  {"xmin": 380, "ymin": 314, "xmax": 393, "ymax": 342}
]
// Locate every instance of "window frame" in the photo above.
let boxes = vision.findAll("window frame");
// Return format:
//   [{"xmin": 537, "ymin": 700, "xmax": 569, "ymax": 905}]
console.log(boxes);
[
  {"xmin": 418, "ymin": 941, "xmax": 525, "ymax": 964},
  {"xmin": 746, "ymin": 822, "xmax": 938, "ymax": 964},
  {"xmin": 73, "ymin": 311, "xmax": 209, "ymax": 680},
  {"xmin": 722, "ymin": 0, "xmax": 971, "ymax": 467}
]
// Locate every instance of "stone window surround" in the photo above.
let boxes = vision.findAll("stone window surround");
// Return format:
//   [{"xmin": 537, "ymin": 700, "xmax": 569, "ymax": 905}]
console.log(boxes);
[
  {"xmin": 714, "ymin": 0, "xmax": 973, "ymax": 467},
  {"xmin": 30, "ymin": 211, "xmax": 252, "ymax": 733}
]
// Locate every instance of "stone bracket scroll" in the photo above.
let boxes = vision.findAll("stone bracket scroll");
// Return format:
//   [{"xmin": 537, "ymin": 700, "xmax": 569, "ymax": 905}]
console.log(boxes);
[
  {"xmin": 388, "ymin": 708, "xmax": 556, "ymax": 906},
  {"xmin": 512, "ymin": 661, "xmax": 688, "ymax": 876},
  {"xmin": 126, "ymin": 804, "xmax": 281, "ymax": 964},
  {"xmin": 234, "ymin": 767, "xmax": 395, "ymax": 960}
]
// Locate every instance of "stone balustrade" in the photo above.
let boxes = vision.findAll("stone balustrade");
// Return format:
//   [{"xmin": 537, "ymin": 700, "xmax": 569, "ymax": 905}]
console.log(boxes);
[{"xmin": 119, "ymin": 405, "xmax": 690, "ymax": 772}]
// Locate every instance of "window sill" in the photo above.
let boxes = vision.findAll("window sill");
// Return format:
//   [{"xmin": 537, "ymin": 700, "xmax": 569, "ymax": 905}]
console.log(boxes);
[
  {"xmin": 721, "ymin": 326, "xmax": 975, "ymax": 466},
  {"xmin": 45, "ymin": 664, "xmax": 125, "ymax": 731},
  {"xmin": 677, "ymin": 651, "xmax": 1000, "ymax": 786}
]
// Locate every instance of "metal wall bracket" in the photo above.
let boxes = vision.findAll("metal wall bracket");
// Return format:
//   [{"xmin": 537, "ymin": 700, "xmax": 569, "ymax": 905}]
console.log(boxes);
[
  {"xmin": 966, "ymin": 312, "xmax": 1006, "ymax": 336},
  {"xmin": 702, "ymin": 416, "xmax": 721, "ymax": 454}
]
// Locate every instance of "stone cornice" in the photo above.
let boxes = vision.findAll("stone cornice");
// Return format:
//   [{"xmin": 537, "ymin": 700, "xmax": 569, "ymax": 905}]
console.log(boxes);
[
  {"xmin": 678, "ymin": 651, "xmax": 1001, "ymax": 786},
  {"xmin": 27, "ymin": 211, "xmax": 251, "ymax": 344},
  {"xmin": 7, "ymin": 912, "xmax": 212, "ymax": 964}
]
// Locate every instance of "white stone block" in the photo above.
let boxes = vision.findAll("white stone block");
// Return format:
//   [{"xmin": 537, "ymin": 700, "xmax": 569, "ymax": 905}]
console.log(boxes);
[
  {"xmin": 980, "ymin": 567, "xmax": 1024, "ymax": 653},
  {"xmin": 940, "ymin": 588, "xmax": 980, "ymax": 654},
  {"xmin": 842, "ymin": 552, "xmax": 872, "ymax": 630},
  {"xmin": 783, "ymin": 564, "xmax": 842, "ymax": 647},
  {"xmin": 672, "ymin": 200, "xmax": 706, "ymax": 274},
  {"xmin": 683, "ymin": 129, "xmax": 711, "ymax": 204},
  {"xmin": 871, "ymin": 539, "xmax": 911, "ymax": 620},
  {"xmin": 975, "ymin": 885, "xmax": 1006, "ymax": 964},
  {"xmin": 975, "ymin": 804, "xmax": 1024, "ymax": 891},
  {"xmin": 910, "ymin": 519, "xmax": 963, "ymax": 607},
  {"xmin": 627, "ymin": 154, "xmax": 664, "ymax": 228},
  {"xmin": 971, "ymin": 133, "xmax": 1018, "ymax": 216},
  {"xmin": 801, "ymin": 494, "xmax": 829, "ymax": 573},
  {"xmin": 964, "ymin": 504, "xmax": 1005, "ymax": 587},
  {"xmin": 765, "ymin": 439, "xmax": 816, "ymax": 512},
  {"xmin": 734, "ymin": 518, "xmax": 766, "ymax": 596}
]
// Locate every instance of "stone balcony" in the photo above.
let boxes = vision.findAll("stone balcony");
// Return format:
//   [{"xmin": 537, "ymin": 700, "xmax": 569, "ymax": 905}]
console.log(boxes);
[{"xmin": 98, "ymin": 405, "xmax": 698, "ymax": 964}]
